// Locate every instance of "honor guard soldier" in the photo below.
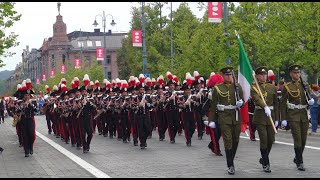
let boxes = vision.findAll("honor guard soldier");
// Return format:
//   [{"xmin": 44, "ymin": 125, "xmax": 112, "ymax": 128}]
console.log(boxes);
[
  {"xmin": 280, "ymin": 64, "xmax": 314, "ymax": 171},
  {"xmin": 208, "ymin": 67, "xmax": 244, "ymax": 175},
  {"xmin": 251, "ymin": 66, "xmax": 279, "ymax": 173},
  {"xmin": 154, "ymin": 77, "xmax": 167, "ymax": 141},
  {"xmin": 20, "ymin": 80, "xmax": 37, "ymax": 157},
  {"xmin": 165, "ymin": 71, "xmax": 179, "ymax": 144}
]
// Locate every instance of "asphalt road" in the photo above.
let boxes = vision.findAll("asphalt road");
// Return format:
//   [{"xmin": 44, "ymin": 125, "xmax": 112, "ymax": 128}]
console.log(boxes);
[{"xmin": 1, "ymin": 115, "xmax": 320, "ymax": 178}]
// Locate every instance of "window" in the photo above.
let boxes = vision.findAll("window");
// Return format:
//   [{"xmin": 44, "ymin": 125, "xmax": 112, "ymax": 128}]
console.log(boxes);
[
  {"xmin": 51, "ymin": 55, "xmax": 55, "ymax": 68},
  {"xmin": 106, "ymin": 55, "xmax": 111, "ymax": 64},
  {"xmin": 87, "ymin": 41, "xmax": 92, "ymax": 47},
  {"xmin": 97, "ymin": 60, "xmax": 102, "ymax": 65},
  {"xmin": 95, "ymin": 41, "xmax": 101, "ymax": 46},
  {"xmin": 107, "ymin": 72, "xmax": 112, "ymax": 80},
  {"xmin": 78, "ymin": 41, "xmax": 84, "ymax": 47}
]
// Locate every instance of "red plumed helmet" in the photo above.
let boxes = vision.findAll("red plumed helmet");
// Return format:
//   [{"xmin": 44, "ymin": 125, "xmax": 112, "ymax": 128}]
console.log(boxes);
[
  {"xmin": 268, "ymin": 70, "xmax": 275, "ymax": 81},
  {"xmin": 186, "ymin": 72, "xmax": 193, "ymax": 86},
  {"xmin": 139, "ymin": 74, "xmax": 145, "ymax": 83},
  {"xmin": 45, "ymin": 85, "xmax": 50, "ymax": 92},
  {"xmin": 90, "ymin": 81, "xmax": 95, "ymax": 89},
  {"xmin": 157, "ymin": 75, "xmax": 164, "ymax": 85},
  {"xmin": 166, "ymin": 71, "xmax": 173, "ymax": 80},
  {"xmin": 173, "ymin": 75, "xmax": 179, "ymax": 83},
  {"xmin": 207, "ymin": 74, "xmax": 224, "ymax": 87},
  {"xmin": 146, "ymin": 78, "xmax": 152, "ymax": 86},
  {"xmin": 193, "ymin": 71, "xmax": 200, "ymax": 80},
  {"xmin": 95, "ymin": 80, "xmax": 100, "ymax": 87},
  {"xmin": 61, "ymin": 84, "xmax": 68, "ymax": 92},
  {"xmin": 116, "ymin": 78, "xmax": 121, "ymax": 87},
  {"xmin": 61, "ymin": 78, "xmax": 67, "ymax": 85},
  {"xmin": 83, "ymin": 74, "xmax": 90, "ymax": 86},
  {"xmin": 122, "ymin": 80, "xmax": 129, "ymax": 90},
  {"xmin": 26, "ymin": 78, "xmax": 32, "ymax": 89}
]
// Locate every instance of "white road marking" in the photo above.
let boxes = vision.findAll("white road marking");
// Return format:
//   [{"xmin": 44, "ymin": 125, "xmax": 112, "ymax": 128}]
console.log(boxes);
[
  {"xmin": 36, "ymin": 131, "xmax": 111, "ymax": 178},
  {"xmin": 240, "ymin": 135, "xmax": 320, "ymax": 150}
]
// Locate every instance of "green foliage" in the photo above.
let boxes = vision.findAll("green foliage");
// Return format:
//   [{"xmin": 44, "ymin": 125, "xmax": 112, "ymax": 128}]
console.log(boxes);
[{"xmin": 0, "ymin": 2, "xmax": 21, "ymax": 67}]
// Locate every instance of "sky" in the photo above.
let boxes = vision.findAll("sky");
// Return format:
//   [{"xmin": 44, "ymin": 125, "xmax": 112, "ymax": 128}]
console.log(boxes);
[{"xmin": 1, "ymin": 2, "xmax": 207, "ymax": 72}]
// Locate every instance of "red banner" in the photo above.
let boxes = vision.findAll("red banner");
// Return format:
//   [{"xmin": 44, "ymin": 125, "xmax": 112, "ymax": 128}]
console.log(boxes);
[
  {"xmin": 42, "ymin": 74, "xmax": 46, "ymax": 81},
  {"xmin": 74, "ymin": 58, "xmax": 81, "ymax": 69},
  {"xmin": 36, "ymin": 78, "xmax": 40, "ymax": 84},
  {"xmin": 132, "ymin": 30, "xmax": 142, "ymax": 47},
  {"xmin": 61, "ymin": 64, "xmax": 66, "ymax": 74},
  {"xmin": 50, "ymin": 70, "xmax": 55, "ymax": 78},
  {"xmin": 96, "ymin": 48, "xmax": 104, "ymax": 61},
  {"xmin": 208, "ymin": 2, "xmax": 223, "ymax": 23}
]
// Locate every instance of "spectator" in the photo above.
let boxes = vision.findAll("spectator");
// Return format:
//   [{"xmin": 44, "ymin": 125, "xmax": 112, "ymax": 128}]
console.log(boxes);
[
  {"xmin": 0, "ymin": 97, "xmax": 5, "ymax": 123},
  {"xmin": 310, "ymin": 84, "xmax": 320, "ymax": 134},
  {"xmin": 38, "ymin": 96, "xmax": 45, "ymax": 115}
]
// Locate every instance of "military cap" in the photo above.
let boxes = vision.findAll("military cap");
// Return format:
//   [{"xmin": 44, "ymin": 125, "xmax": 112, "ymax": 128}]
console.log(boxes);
[
  {"xmin": 255, "ymin": 66, "xmax": 268, "ymax": 75},
  {"xmin": 166, "ymin": 80, "xmax": 176, "ymax": 86},
  {"xmin": 155, "ymin": 84, "xmax": 165, "ymax": 91},
  {"xmin": 220, "ymin": 66, "xmax": 233, "ymax": 75},
  {"xmin": 288, "ymin": 64, "xmax": 302, "ymax": 72}
]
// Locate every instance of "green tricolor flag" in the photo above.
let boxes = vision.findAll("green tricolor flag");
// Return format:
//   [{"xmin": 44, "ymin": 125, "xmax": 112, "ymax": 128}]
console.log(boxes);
[{"xmin": 236, "ymin": 32, "xmax": 253, "ymax": 133}]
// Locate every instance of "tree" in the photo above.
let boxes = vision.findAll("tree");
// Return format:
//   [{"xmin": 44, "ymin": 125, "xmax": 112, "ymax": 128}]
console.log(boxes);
[{"xmin": 0, "ymin": 2, "xmax": 21, "ymax": 67}]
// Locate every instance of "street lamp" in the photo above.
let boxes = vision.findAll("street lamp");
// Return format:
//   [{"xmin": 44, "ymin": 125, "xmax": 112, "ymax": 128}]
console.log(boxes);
[{"xmin": 92, "ymin": 11, "xmax": 116, "ymax": 79}]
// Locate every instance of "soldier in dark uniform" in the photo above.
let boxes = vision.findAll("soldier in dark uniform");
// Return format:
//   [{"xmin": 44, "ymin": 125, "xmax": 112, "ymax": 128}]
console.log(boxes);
[
  {"xmin": 208, "ymin": 67, "xmax": 244, "ymax": 175},
  {"xmin": 73, "ymin": 86, "xmax": 83, "ymax": 149},
  {"xmin": 20, "ymin": 89, "xmax": 37, "ymax": 157},
  {"xmin": 179, "ymin": 80, "xmax": 196, "ymax": 146},
  {"xmin": 79, "ymin": 86, "xmax": 96, "ymax": 153},
  {"xmin": 251, "ymin": 66, "xmax": 279, "ymax": 173},
  {"xmin": 130, "ymin": 83, "xmax": 140, "ymax": 146},
  {"xmin": 175, "ymin": 82, "xmax": 183, "ymax": 136},
  {"xmin": 193, "ymin": 77, "xmax": 206, "ymax": 140},
  {"xmin": 165, "ymin": 80, "xmax": 179, "ymax": 144},
  {"xmin": 154, "ymin": 83, "xmax": 167, "ymax": 141},
  {"xmin": 119, "ymin": 81, "xmax": 130, "ymax": 143},
  {"xmin": 43, "ymin": 85, "xmax": 52, "ymax": 134},
  {"xmin": 136, "ymin": 83, "xmax": 152, "ymax": 149},
  {"xmin": 280, "ymin": 64, "xmax": 314, "ymax": 171}
]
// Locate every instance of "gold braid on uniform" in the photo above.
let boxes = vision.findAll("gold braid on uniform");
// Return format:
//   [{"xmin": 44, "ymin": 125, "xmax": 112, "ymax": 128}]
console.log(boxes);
[
  {"xmin": 252, "ymin": 85, "xmax": 267, "ymax": 99},
  {"xmin": 214, "ymin": 86, "xmax": 230, "ymax": 102},
  {"xmin": 284, "ymin": 82, "xmax": 301, "ymax": 98}
]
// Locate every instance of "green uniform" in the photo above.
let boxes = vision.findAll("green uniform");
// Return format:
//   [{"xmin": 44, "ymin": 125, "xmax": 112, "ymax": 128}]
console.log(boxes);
[
  {"xmin": 251, "ymin": 82, "xmax": 279, "ymax": 150},
  {"xmin": 280, "ymin": 80, "xmax": 309, "ymax": 167},
  {"xmin": 209, "ymin": 81, "xmax": 243, "ymax": 170},
  {"xmin": 251, "ymin": 81, "xmax": 279, "ymax": 171}
]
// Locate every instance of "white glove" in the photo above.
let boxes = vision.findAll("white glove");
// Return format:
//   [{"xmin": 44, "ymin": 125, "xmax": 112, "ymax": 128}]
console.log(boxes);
[
  {"xmin": 203, "ymin": 120, "xmax": 209, "ymax": 126},
  {"xmin": 209, "ymin": 121, "xmax": 216, "ymax": 128},
  {"xmin": 236, "ymin": 99, "xmax": 243, "ymax": 108},
  {"xmin": 281, "ymin": 120, "xmax": 287, "ymax": 127},
  {"xmin": 308, "ymin": 99, "xmax": 315, "ymax": 105},
  {"xmin": 274, "ymin": 121, "xmax": 279, "ymax": 128},
  {"xmin": 264, "ymin": 106, "xmax": 271, "ymax": 117}
]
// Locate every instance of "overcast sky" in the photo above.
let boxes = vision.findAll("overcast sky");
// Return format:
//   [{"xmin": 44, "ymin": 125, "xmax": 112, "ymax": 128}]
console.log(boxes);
[{"xmin": 1, "ymin": 2, "xmax": 206, "ymax": 72}]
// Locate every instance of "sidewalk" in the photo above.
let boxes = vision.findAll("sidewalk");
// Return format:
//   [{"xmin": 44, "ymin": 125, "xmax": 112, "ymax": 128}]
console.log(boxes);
[{"xmin": 0, "ymin": 117, "xmax": 94, "ymax": 178}]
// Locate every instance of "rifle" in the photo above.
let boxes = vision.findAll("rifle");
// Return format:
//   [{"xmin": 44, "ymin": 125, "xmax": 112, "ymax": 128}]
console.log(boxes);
[
  {"xmin": 231, "ymin": 70, "xmax": 241, "ymax": 101},
  {"xmin": 299, "ymin": 76, "xmax": 312, "ymax": 101}
]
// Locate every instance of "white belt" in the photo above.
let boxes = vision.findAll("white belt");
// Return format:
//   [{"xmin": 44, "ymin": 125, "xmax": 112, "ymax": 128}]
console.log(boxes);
[
  {"xmin": 287, "ymin": 103, "xmax": 307, "ymax": 110},
  {"xmin": 217, "ymin": 104, "xmax": 237, "ymax": 111},
  {"xmin": 255, "ymin": 106, "xmax": 274, "ymax": 110}
]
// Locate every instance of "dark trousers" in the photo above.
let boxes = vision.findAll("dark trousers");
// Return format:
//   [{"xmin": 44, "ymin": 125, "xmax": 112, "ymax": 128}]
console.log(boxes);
[
  {"xmin": 97, "ymin": 115, "xmax": 103, "ymax": 134},
  {"xmin": 115, "ymin": 113, "xmax": 122, "ymax": 139},
  {"xmin": 54, "ymin": 113, "xmax": 61, "ymax": 137},
  {"xmin": 137, "ymin": 113, "xmax": 150, "ymax": 146},
  {"xmin": 62, "ymin": 117, "xmax": 70, "ymax": 143},
  {"xmin": 167, "ymin": 110, "xmax": 178, "ymax": 141},
  {"xmin": 22, "ymin": 117, "xmax": 35, "ymax": 154},
  {"xmin": 102, "ymin": 113, "xmax": 108, "ymax": 136},
  {"xmin": 80, "ymin": 118, "xmax": 93, "ymax": 150},
  {"xmin": 208, "ymin": 124, "xmax": 222, "ymax": 154},
  {"xmin": 0, "ymin": 110, "xmax": 4, "ymax": 122},
  {"xmin": 107, "ymin": 113, "xmax": 116, "ymax": 138},
  {"xmin": 177, "ymin": 111, "xmax": 183, "ymax": 134},
  {"xmin": 249, "ymin": 114, "xmax": 257, "ymax": 139},
  {"xmin": 131, "ymin": 112, "xmax": 138, "ymax": 144},
  {"xmin": 74, "ymin": 115, "xmax": 81, "ymax": 147},
  {"xmin": 121, "ymin": 112, "xmax": 130, "ymax": 141},
  {"xmin": 45, "ymin": 112, "xmax": 52, "ymax": 133},
  {"xmin": 16, "ymin": 122, "xmax": 23, "ymax": 146},
  {"xmin": 195, "ymin": 111, "xmax": 204, "ymax": 137},
  {"xmin": 183, "ymin": 112, "xmax": 196, "ymax": 144},
  {"xmin": 157, "ymin": 110, "xmax": 167, "ymax": 139},
  {"xmin": 69, "ymin": 115, "xmax": 76, "ymax": 145},
  {"xmin": 149, "ymin": 111, "xmax": 156, "ymax": 136}
]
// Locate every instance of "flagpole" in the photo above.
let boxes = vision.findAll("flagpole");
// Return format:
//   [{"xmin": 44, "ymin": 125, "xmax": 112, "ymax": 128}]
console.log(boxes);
[{"xmin": 252, "ymin": 71, "xmax": 278, "ymax": 134}]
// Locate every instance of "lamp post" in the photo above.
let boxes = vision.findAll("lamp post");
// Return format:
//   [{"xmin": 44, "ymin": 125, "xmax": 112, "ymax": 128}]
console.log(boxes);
[
  {"xmin": 93, "ymin": 11, "xmax": 116, "ymax": 79},
  {"xmin": 223, "ymin": 2, "xmax": 231, "ymax": 65},
  {"xmin": 141, "ymin": 2, "xmax": 147, "ymax": 74}
]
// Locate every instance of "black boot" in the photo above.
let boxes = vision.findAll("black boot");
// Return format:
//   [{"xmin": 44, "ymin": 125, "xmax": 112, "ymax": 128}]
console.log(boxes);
[
  {"xmin": 225, "ymin": 149, "xmax": 235, "ymax": 175},
  {"xmin": 294, "ymin": 147, "xmax": 305, "ymax": 171},
  {"xmin": 260, "ymin": 148, "xmax": 271, "ymax": 173}
]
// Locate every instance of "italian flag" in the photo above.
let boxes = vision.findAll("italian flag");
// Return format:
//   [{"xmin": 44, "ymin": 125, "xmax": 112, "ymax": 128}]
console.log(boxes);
[{"xmin": 236, "ymin": 32, "xmax": 253, "ymax": 133}]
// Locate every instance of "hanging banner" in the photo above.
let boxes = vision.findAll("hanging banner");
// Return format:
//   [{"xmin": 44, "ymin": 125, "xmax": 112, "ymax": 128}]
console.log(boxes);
[
  {"xmin": 208, "ymin": 2, "xmax": 223, "ymax": 23},
  {"xmin": 132, "ymin": 30, "xmax": 142, "ymax": 47},
  {"xmin": 74, "ymin": 58, "xmax": 81, "ymax": 69},
  {"xmin": 50, "ymin": 70, "xmax": 55, "ymax": 78},
  {"xmin": 36, "ymin": 78, "xmax": 40, "ymax": 84},
  {"xmin": 96, "ymin": 48, "xmax": 104, "ymax": 61},
  {"xmin": 61, "ymin": 64, "xmax": 66, "ymax": 74},
  {"xmin": 42, "ymin": 74, "xmax": 46, "ymax": 81}
]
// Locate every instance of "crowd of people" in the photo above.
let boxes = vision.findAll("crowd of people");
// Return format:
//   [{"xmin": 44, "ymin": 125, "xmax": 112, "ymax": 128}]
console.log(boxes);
[{"xmin": 2, "ymin": 64, "xmax": 318, "ymax": 175}]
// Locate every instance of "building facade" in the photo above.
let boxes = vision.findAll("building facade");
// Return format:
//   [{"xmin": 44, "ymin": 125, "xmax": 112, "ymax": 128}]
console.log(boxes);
[{"xmin": 7, "ymin": 10, "xmax": 127, "ymax": 91}]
